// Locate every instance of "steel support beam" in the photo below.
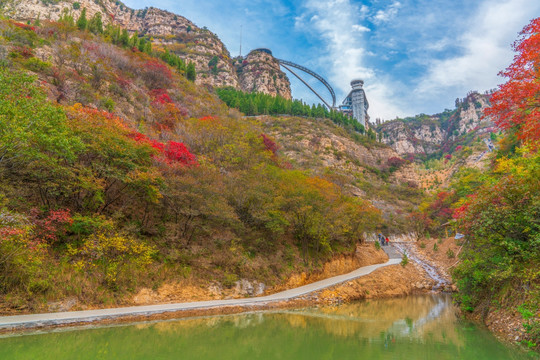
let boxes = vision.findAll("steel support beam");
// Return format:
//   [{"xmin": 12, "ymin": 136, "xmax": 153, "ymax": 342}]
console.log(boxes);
[{"xmin": 277, "ymin": 59, "xmax": 336, "ymax": 109}]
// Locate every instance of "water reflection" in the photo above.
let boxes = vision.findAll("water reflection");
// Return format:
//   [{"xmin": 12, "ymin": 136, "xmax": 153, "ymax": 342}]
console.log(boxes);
[{"xmin": 0, "ymin": 294, "xmax": 532, "ymax": 360}]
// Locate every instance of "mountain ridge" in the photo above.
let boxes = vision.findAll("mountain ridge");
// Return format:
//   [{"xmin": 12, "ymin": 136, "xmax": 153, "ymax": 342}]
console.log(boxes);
[{"xmin": 3, "ymin": 0, "xmax": 291, "ymax": 95}]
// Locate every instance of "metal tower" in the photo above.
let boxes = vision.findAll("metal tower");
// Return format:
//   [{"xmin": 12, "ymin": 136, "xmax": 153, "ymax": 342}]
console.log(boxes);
[{"xmin": 340, "ymin": 79, "xmax": 369, "ymax": 128}]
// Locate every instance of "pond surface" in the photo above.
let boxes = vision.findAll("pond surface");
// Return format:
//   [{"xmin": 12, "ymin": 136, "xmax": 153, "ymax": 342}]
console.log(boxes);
[{"xmin": 0, "ymin": 294, "xmax": 534, "ymax": 359}]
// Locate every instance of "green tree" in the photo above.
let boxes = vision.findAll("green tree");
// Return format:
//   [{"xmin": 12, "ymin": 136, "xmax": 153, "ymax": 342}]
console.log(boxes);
[
  {"xmin": 119, "ymin": 29, "xmax": 129, "ymax": 47},
  {"xmin": 76, "ymin": 8, "xmax": 87, "ymax": 31},
  {"xmin": 186, "ymin": 62, "xmax": 196, "ymax": 82},
  {"xmin": 88, "ymin": 12, "xmax": 103, "ymax": 34}
]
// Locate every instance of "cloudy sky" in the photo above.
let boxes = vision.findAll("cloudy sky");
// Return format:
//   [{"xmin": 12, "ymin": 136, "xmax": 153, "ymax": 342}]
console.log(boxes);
[{"xmin": 123, "ymin": 0, "xmax": 540, "ymax": 120}]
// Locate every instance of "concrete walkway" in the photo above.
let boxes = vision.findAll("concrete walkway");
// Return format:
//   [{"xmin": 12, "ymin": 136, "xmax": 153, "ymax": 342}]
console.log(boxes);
[{"xmin": 0, "ymin": 248, "xmax": 402, "ymax": 330}]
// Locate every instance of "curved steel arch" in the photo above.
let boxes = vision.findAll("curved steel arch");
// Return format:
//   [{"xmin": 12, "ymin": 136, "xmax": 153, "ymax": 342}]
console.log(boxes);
[{"xmin": 277, "ymin": 59, "xmax": 336, "ymax": 109}]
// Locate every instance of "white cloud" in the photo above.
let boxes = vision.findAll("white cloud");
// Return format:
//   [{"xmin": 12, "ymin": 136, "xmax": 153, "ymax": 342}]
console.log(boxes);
[
  {"xmin": 372, "ymin": 1, "xmax": 401, "ymax": 24},
  {"xmin": 416, "ymin": 0, "xmax": 537, "ymax": 99},
  {"xmin": 352, "ymin": 24, "xmax": 371, "ymax": 32},
  {"xmin": 302, "ymin": 0, "xmax": 409, "ymax": 119}
]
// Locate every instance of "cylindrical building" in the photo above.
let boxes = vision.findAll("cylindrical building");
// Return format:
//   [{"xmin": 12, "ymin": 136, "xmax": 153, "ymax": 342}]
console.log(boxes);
[{"xmin": 349, "ymin": 79, "xmax": 369, "ymax": 128}]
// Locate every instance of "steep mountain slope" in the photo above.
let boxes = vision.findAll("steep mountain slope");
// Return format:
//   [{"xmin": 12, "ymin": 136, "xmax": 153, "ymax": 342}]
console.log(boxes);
[{"xmin": 3, "ymin": 0, "xmax": 291, "ymax": 93}]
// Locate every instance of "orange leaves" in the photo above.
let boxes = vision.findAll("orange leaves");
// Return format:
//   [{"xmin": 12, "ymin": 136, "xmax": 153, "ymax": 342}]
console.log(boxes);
[
  {"xmin": 485, "ymin": 17, "xmax": 540, "ymax": 148},
  {"xmin": 68, "ymin": 103, "xmax": 130, "ymax": 133}
]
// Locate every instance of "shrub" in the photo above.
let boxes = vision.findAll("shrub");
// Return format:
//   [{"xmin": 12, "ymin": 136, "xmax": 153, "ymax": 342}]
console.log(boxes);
[
  {"xmin": 31, "ymin": 208, "xmax": 73, "ymax": 244},
  {"xmin": 446, "ymin": 249, "xmax": 455, "ymax": 258},
  {"xmin": 433, "ymin": 243, "xmax": 438, "ymax": 251},
  {"xmin": 374, "ymin": 241, "xmax": 381, "ymax": 250},
  {"xmin": 142, "ymin": 59, "xmax": 173, "ymax": 89},
  {"xmin": 419, "ymin": 242, "xmax": 426, "ymax": 249},
  {"xmin": 69, "ymin": 232, "xmax": 156, "ymax": 289},
  {"xmin": 9, "ymin": 46, "xmax": 34, "ymax": 59},
  {"xmin": 0, "ymin": 210, "xmax": 48, "ymax": 295},
  {"xmin": 70, "ymin": 214, "xmax": 114, "ymax": 238},
  {"xmin": 387, "ymin": 156, "xmax": 407, "ymax": 169},
  {"xmin": 23, "ymin": 57, "xmax": 52, "ymax": 72},
  {"xmin": 261, "ymin": 133, "xmax": 278, "ymax": 155},
  {"xmin": 401, "ymin": 252, "xmax": 409, "ymax": 266},
  {"xmin": 100, "ymin": 97, "xmax": 115, "ymax": 112},
  {"xmin": 164, "ymin": 141, "xmax": 198, "ymax": 166}
]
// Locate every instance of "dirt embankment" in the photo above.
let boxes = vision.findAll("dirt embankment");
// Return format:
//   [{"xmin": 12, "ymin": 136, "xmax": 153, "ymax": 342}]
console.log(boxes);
[
  {"xmin": 316, "ymin": 263, "xmax": 432, "ymax": 304},
  {"xmin": 130, "ymin": 243, "xmax": 390, "ymax": 306},
  {"xmin": 131, "ymin": 242, "xmax": 439, "ymax": 308}
]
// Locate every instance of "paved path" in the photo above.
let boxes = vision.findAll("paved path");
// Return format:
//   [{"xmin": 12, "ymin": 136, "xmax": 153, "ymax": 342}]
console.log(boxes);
[{"xmin": 0, "ymin": 247, "xmax": 402, "ymax": 330}]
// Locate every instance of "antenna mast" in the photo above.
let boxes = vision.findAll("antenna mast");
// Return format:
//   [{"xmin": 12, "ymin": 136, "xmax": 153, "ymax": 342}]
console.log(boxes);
[{"xmin": 239, "ymin": 25, "xmax": 243, "ymax": 57}]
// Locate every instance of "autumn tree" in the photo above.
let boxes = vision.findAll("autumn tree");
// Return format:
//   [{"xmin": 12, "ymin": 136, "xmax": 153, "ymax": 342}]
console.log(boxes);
[{"xmin": 485, "ymin": 17, "xmax": 540, "ymax": 148}]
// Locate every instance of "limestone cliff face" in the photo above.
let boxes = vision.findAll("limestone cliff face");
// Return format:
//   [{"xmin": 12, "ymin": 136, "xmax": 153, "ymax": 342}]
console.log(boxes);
[
  {"xmin": 4, "ymin": 0, "xmax": 290, "ymax": 93},
  {"xmin": 378, "ymin": 92, "xmax": 493, "ymax": 156},
  {"xmin": 237, "ymin": 50, "xmax": 291, "ymax": 99}
]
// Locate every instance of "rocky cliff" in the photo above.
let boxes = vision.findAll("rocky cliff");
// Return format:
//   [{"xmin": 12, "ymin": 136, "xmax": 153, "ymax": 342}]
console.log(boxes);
[
  {"xmin": 378, "ymin": 92, "xmax": 494, "ymax": 157},
  {"xmin": 236, "ymin": 50, "xmax": 291, "ymax": 99},
  {"xmin": 3, "ymin": 0, "xmax": 291, "ymax": 93}
]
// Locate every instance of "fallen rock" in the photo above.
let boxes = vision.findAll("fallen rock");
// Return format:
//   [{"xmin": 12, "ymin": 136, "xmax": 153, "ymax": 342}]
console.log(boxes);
[{"xmin": 47, "ymin": 297, "xmax": 78, "ymax": 312}]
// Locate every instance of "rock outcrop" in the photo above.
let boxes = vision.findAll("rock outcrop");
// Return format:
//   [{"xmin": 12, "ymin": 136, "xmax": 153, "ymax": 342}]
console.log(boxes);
[
  {"xmin": 237, "ymin": 50, "xmax": 291, "ymax": 99},
  {"xmin": 378, "ymin": 92, "xmax": 494, "ymax": 156}
]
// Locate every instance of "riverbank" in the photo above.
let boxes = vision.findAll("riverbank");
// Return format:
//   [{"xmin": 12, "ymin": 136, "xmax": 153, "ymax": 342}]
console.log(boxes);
[
  {"xmin": 0, "ymin": 242, "xmax": 446, "ymax": 333},
  {"xmin": 415, "ymin": 236, "xmax": 537, "ymax": 349},
  {"xmin": 0, "ymin": 256, "xmax": 402, "ymax": 332}
]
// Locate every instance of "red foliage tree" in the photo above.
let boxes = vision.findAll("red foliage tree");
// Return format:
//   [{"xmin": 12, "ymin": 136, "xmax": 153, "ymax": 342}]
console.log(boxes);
[
  {"xmin": 31, "ymin": 208, "xmax": 73, "ymax": 244},
  {"xmin": 142, "ymin": 59, "xmax": 173, "ymax": 89},
  {"xmin": 387, "ymin": 156, "xmax": 407, "ymax": 168},
  {"xmin": 164, "ymin": 141, "xmax": 198, "ymax": 166},
  {"xmin": 484, "ymin": 17, "xmax": 540, "ymax": 148},
  {"xmin": 150, "ymin": 88, "xmax": 173, "ymax": 105},
  {"xmin": 11, "ymin": 46, "xmax": 34, "ymax": 58},
  {"xmin": 261, "ymin": 133, "xmax": 278, "ymax": 155},
  {"xmin": 130, "ymin": 132, "xmax": 197, "ymax": 166}
]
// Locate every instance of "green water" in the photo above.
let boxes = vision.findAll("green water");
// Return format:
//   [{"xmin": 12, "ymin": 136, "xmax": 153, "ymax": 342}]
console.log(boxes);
[{"xmin": 0, "ymin": 294, "xmax": 534, "ymax": 360}]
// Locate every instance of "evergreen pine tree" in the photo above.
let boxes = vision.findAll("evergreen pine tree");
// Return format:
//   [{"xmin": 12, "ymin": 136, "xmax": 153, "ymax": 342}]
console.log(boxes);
[
  {"xmin": 129, "ymin": 31, "xmax": 139, "ymax": 48},
  {"xmin": 88, "ymin": 12, "xmax": 103, "ymax": 34},
  {"xmin": 186, "ymin": 62, "xmax": 196, "ymax": 81},
  {"xmin": 120, "ymin": 29, "xmax": 129, "ymax": 46},
  {"xmin": 76, "ymin": 8, "xmax": 87, "ymax": 31}
]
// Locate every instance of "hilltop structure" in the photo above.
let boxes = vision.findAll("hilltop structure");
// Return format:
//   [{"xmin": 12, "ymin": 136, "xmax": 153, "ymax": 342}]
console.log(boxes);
[{"xmin": 340, "ymin": 80, "xmax": 370, "ymax": 129}]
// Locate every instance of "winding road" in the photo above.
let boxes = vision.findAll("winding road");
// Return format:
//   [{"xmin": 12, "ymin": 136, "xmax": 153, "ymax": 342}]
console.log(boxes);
[{"xmin": 0, "ymin": 246, "xmax": 401, "ymax": 330}]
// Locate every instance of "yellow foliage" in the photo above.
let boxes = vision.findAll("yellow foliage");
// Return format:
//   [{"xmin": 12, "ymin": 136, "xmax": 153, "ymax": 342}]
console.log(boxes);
[{"xmin": 69, "ymin": 232, "xmax": 156, "ymax": 287}]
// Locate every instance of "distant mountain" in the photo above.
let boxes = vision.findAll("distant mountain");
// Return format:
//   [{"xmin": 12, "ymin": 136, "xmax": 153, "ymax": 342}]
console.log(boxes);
[{"xmin": 377, "ymin": 91, "xmax": 495, "ymax": 160}]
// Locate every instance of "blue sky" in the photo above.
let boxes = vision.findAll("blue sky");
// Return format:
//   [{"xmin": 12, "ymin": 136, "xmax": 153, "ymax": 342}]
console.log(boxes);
[{"xmin": 123, "ymin": 0, "xmax": 540, "ymax": 120}]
